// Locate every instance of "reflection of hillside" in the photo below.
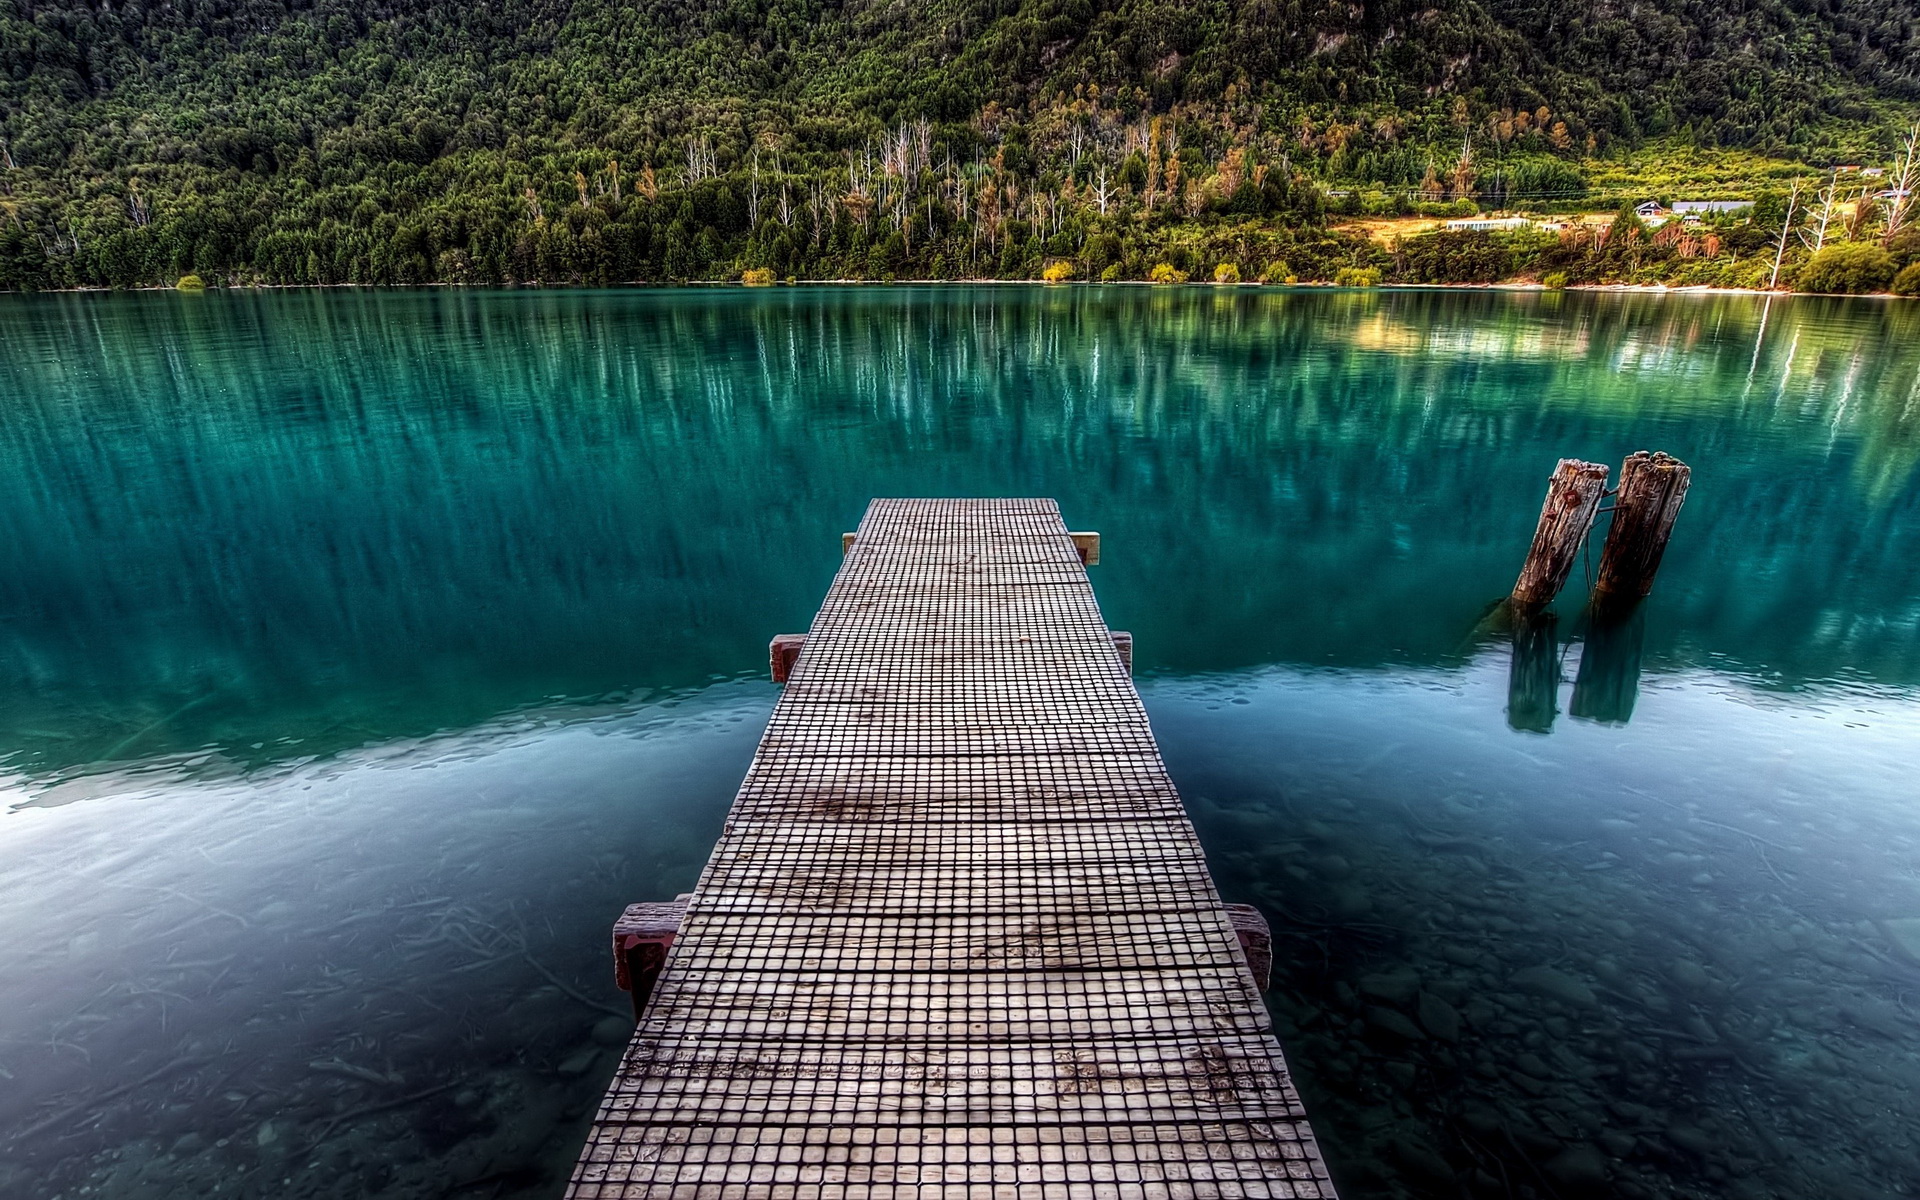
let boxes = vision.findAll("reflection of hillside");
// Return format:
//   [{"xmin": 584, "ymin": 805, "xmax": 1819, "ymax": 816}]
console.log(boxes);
[
  {"xmin": 0, "ymin": 287, "xmax": 1916, "ymax": 770},
  {"xmin": 1348, "ymin": 311, "xmax": 1589, "ymax": 361}
]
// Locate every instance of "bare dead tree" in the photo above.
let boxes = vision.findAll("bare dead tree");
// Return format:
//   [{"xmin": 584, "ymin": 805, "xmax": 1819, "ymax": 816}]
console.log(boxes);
[
  {"xmin": 1885, "ymin": 120, "xmax": 1919, "ymax": 243},
  {"xmin": 749, "ymin": 149, "xmax": 761, "ymax": 226},
  {"xmin": 685, "ymin": 136, "xmax": 717, "ymax": 183},
  {"xmin": 1804, "ymin": 172, "xmax": 1842, "ymax": 251},
  {"xmin": 1769, "ymin": 179, "xmax": 1802, "ymax": 290}
]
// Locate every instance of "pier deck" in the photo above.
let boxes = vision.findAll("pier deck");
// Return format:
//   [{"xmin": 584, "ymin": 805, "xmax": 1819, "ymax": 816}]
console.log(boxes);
[{"xmin": 569, "ymin": 499, "xmax": 1337, "ymax": 1200}]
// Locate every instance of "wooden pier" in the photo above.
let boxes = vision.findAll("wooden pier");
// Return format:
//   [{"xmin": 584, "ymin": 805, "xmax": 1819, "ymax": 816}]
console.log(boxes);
[{"xmin": 570, "ymin": 499, "xmax": 1337, "ymax": 1200}]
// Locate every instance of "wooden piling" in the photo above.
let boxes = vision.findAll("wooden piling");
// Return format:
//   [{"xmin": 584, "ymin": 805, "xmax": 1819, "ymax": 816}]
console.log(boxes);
[
  {"xmin": 1593, "ymin": 451, "xmax": 1691, "ymax": 610},
  {"xmin": 769, "ymin": 633, "xmax": 806, "ymax": 682},
  {"xmin": 1510, "ymin": 459, "xmax": 1609, "ymax": 613},
  {"xmin": 1225, "ymin": 904, "xmax": 1274, "ymax": 992},
  {"xmin": 611, "ymin": 896, "xmax": 690, "ymax": 1021}
]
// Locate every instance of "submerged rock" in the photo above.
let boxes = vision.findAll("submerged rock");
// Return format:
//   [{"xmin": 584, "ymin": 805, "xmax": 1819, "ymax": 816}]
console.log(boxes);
[
  {"xmin": 1417, "ymin": 991, "xmax": 1461, "ymax": 1041},
  {"xmin": 591, "ymin": 1016, "xmax": 632, "ymax": 1046},
  {"xmin": 1318, "ymin": 854, "xmax": 1354, "ymax": 879},
  {"xmin": 1664, "ymin": 1124, "xmax": 1716, "ymax": 1157},
  {"xmin": 1514, "ymin": 1051, "xmax": 1554, "ymax": 1079},
  {"xmin": 1882, "ymin": 917, "xmax": 1920, "ymax": 965},
  {"xmin": 1839, "ymin": 1004, "xmax": 1909, "ymax": 1040},
  {"xmin": 1360, "ymin": 968, "xmax": 1421, "ymax": 1005},
  {"xmin": 556, "ymin": 1047, "xmax": 600, "ymax": 1077},
  {"xmin": 1669, "ymin": 959, "xmax": 1712, "ymax": 993},
  {"xmin": 1330, "ymin": 884, "xmax": 1374, "ymax": 916},
  {"xmin": 1387, "ymin": 1136, "xmax": 1456, "ymax": 1185},
  {"xmin": 1599, "ymin": 1131, "xmax": 1638, "ymax": 1157},
  {"xmin": 1367, "ymin": 1006, "xmax": 1426, "ymax": 1040},
  {"xmin": 1510, "ymin": 966, "xmax": 1598, "ymax": 1008},
  {"xmin": 1545, "ymin": 1143, "xmax": 1609, "ymax": 1189}
]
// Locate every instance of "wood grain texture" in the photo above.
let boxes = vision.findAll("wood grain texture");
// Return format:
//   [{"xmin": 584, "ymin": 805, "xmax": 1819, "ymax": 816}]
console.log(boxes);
[
  {"xmin": 1594, "ymin": 452, "xmax": 1691, "ymax": 608},
  {"xmin": 568, "ymin": 498, "xmax": 1338, "ymax": 1200},
  {"xmin": 1510, "ymin": 459, "xmax": 1609, "ymax": 612}
]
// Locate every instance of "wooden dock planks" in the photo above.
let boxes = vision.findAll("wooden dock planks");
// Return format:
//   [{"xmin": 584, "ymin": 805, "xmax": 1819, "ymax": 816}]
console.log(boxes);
[{"xmin": 569, "ymin": 498, "xmax": 1338, "ymax": 1200}]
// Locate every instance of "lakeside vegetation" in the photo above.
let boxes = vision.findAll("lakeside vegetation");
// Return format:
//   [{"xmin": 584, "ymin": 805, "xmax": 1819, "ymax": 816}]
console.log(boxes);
[{"xmin": 2, "ymin": 0, "xmax": 1918, "ymax": 293}]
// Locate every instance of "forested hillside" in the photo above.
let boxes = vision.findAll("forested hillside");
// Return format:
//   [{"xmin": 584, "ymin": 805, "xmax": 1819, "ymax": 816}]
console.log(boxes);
[{"xmin": 1, "ymin": 0, "xmax": 1917, "ymax": 288}]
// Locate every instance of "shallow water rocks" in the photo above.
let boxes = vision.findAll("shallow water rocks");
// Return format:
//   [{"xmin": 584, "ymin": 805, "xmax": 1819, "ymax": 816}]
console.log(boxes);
[{"xmin": 1510, "ymin": 965, "xmax": 1598, "ymax": 1007}]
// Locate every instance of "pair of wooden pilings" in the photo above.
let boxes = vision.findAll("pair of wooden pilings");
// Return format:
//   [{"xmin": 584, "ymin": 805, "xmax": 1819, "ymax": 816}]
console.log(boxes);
[{"xmin": 1510, "ymin": 451, "xmax": 1692, "ymax": 616}]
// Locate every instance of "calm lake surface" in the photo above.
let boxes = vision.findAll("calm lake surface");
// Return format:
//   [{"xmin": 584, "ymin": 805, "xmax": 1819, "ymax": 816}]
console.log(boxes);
[{"xmin": 2, "ymin": 286, "xmax": 1918, "ymax": 1200}]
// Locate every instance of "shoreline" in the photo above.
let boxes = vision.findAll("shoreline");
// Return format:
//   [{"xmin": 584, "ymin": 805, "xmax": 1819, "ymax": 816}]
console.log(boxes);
[{"xmin": 8, "ymin": 280, "xmax": 1904, "ymax": 298}]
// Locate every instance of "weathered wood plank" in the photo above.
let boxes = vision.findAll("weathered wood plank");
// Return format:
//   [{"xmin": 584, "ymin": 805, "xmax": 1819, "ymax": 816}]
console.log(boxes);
[
  {"xmin": 568, "ymin": 498, "xmax": 1338, "ymax": 1200},
  {"xmin": 1510, "ymin": 459, "xmax": 1609, "ymax": 612}
]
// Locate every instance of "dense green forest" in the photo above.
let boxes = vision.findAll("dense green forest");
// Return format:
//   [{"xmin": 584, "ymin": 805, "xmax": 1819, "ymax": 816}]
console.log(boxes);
[{"xmin": 2, "ymin": 0, "xmax": 1918, "ymax": 290}]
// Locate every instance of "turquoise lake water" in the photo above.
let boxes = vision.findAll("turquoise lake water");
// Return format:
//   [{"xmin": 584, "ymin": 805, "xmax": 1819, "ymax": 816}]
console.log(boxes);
[{"xmin": 1, "ymin": 286, "xmax": 1918, "ymax": 1199}]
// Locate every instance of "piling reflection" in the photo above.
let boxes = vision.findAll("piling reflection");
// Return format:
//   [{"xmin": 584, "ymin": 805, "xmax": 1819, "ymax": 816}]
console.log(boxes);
[
  {"xmin": 1572, "ymin": 608, "xmax": 1649, "ymax": 725},
  {"xmin": 1506, "ymin": 614, "xmax": 1561, "ymax": 733}
]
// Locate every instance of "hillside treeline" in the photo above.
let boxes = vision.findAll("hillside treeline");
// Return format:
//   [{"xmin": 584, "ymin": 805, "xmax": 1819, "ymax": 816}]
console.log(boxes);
[{"xmin": 1, "ymin": 0, "xmax": 1917, "ymax": 289}]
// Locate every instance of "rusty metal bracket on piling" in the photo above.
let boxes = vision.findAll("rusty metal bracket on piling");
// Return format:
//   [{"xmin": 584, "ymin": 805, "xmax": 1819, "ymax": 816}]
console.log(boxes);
[{"xmin": 611, "ymin": 895, "xmax": 690, "ymax": 1021}]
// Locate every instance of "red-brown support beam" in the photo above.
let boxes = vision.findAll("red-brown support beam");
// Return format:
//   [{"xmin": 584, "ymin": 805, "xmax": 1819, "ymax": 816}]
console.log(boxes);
[
  {"xmin": 611, "ymin": 896, "xmax": 690, "ymax": 1021},
  {"xmin": 769, "ymin": 634, "xmax": 806, "ymax": 683},
  {"xmin": 1225, "ymin": 903, "xmax": 1273, "ymax": 992}
]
